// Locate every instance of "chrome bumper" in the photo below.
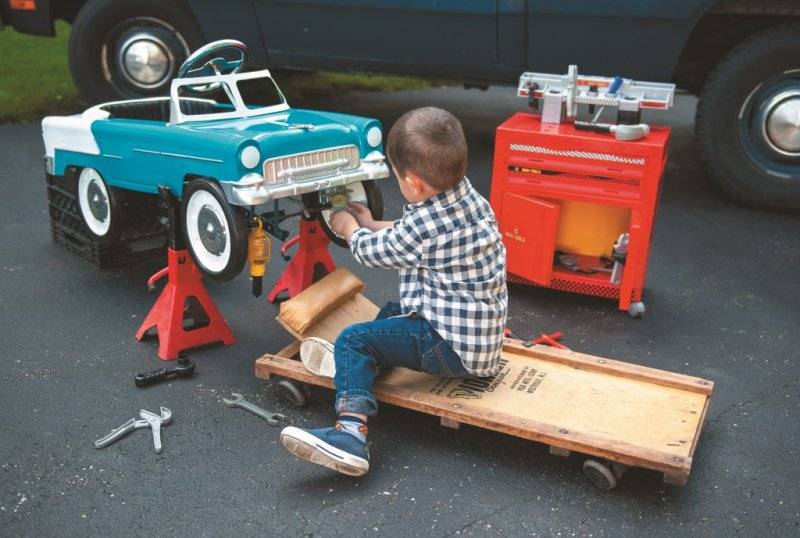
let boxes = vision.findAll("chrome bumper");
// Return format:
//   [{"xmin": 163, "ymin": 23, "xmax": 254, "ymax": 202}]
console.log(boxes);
[{"xmin": 221, "ymin": 158, "xmax": 390, "ymax": 206}]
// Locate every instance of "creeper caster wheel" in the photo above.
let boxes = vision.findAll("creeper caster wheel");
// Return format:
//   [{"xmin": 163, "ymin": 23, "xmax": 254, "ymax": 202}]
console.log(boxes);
[
  {"xmin": 582, "ymin": 459, "xmax": 628, "ymax": 490},
  {"xmin": 278, "ymin": 379, "xmax": 307, "ymax": 407},
  {"xmin": 628, "ymin": 301, "xmax": 646, "ymax": 318}
]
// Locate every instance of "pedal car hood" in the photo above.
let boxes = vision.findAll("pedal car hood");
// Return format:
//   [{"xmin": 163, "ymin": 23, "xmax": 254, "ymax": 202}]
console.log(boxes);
[{"xmin": 182, "ymin": 108, "xmax": 378, "ymax": 157}]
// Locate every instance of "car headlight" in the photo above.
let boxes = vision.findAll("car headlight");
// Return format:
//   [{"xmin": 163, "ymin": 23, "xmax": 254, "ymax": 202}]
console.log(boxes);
[
  {"xmin": 366, "ymin": 126, "xmax": 382, "ymax": 148},
  {"xmin": 240, "ymin": 145, "xmax": 261, "ymax": 169}
]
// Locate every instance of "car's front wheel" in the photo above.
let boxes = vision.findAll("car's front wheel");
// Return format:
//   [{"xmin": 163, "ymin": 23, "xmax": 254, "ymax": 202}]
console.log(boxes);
[
  {"xmin": 69, "ymin": 0, "xmax": 203, "ymax": 103},
  {"xmin": 697, "ymin": 24, "xmax": 800, "ymax": 210},
  {"xmin": 182, "ymin": 179, "xmax": 248, "ymax": 281},
  {"xmin": 302, "ymin": 180, "xmax": 384, "ymax": 248}
]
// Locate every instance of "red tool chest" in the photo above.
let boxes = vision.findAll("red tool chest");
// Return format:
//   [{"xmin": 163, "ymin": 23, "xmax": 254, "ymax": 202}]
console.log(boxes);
[{"xmin": 489, "ymin": 112, "xmax": 670, "ymax": 316}]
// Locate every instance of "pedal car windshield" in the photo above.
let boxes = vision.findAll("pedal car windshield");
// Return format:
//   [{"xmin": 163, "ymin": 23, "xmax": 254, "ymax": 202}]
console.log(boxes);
[{"xmin": 173, "ymin": 70, "xmax": 289, "ymax": 122}]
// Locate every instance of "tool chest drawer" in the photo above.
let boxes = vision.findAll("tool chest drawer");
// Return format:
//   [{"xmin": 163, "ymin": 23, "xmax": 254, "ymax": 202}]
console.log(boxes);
[{"xmin": 489, "ymin": 113, "xmax": 670, "ymax": 315}]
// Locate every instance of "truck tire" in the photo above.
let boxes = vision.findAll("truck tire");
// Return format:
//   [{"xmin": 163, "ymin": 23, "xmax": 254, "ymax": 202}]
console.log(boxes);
[
  {"xmin": 696, "ymin": 24, "xmax": 800, "ymax": 210},
  {"xmin": 182, "ymin": 179, "xmax": 248, "ymax": 281},
  {"xmin": 69, "ymin": 0, "xmax": 203, "ymax": 103}
]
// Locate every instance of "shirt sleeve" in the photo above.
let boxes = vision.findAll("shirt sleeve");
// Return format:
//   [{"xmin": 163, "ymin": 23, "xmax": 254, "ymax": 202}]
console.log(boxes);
[{"xmin": 349, "ymin": 216, "xmax": 424, "ymax": 269}]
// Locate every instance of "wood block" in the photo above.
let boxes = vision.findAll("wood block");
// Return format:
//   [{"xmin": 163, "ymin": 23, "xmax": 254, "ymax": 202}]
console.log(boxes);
[
  {"xmin": 549, "ymin": 446, "xmax": 571, "ymax": 457},
  {"xmin": 440, "ymin": 417, "xmax": 461, "ymax": 429}
]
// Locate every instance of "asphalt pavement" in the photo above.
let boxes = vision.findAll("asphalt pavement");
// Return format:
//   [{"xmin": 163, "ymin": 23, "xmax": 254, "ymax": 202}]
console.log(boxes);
[{"xmin": 1, "ymin": 85, "xmax": 799, "ymax": 537}]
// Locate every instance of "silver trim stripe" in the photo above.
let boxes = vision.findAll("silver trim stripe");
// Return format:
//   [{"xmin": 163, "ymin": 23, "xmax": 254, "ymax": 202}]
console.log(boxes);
[{"xmin": 509, "ymin": 144, "xmax": 646, "ymax": 166}]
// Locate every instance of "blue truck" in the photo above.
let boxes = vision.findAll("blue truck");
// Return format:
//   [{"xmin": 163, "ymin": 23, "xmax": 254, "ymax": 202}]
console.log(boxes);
[{"xmin": 4, "ymin": 0, "xmax": 800, "ymax": 209}]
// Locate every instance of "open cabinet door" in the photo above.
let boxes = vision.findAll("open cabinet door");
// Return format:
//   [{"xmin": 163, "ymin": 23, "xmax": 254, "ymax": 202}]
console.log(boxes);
[{"xmin": 499, "ymin": 192, "xmax": 560, "ymax": 285}]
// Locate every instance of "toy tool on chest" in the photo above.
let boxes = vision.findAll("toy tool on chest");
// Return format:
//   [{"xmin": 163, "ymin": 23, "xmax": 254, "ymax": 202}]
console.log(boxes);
[{"xmin": 518, "ymin": 65, "xmax": 676, "ymax": 139}]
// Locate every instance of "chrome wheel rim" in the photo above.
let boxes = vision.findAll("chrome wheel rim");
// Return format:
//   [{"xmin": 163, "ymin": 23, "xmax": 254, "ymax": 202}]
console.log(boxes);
[
  {"xmin": 102, "ymin": 17, "xmax": 190, "ymax": 94},
  {"xmin": 78, "ymin": 168, "xmax": 111, "ymax": 237},
  {"xmin": 738, "ymin": 73, "xmax": 800, "ymax": 177}
]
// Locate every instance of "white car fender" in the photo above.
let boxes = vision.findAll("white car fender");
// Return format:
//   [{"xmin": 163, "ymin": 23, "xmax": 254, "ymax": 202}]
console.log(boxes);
[{"xmin": 41, "ymin": 107, "xmax": 109, "ymax": 162}]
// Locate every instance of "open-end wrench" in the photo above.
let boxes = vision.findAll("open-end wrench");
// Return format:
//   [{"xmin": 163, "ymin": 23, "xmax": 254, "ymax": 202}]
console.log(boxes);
[
  {"xmin": 223, "ymin": 392, "xmax": 286, "ymax": 426},
  {"xmin": 94, "ymin": 407, "xmax": 172, "ymax": 452}
]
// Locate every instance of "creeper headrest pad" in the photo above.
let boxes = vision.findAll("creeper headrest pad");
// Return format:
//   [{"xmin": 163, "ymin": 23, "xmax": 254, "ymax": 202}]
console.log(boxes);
[{"xmin": 278, "ymin": 267, "xmax": 365, "ymax": 334}]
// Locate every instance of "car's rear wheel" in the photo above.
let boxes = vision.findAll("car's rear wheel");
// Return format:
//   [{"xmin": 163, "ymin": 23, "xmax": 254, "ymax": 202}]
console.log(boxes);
[
  {"xmin": 182, "ymin": 179, "xmax": 248, "ymax": 281},
  {"xmin": 302, "ymin": 180, "xmax": 384, "ymax": 248},
  {"xmin": 69, "ymin": 0, "xmax": 203, "ymax": 103},
  {"xmin": 75, "ymin": 167, "xmax": 122, "ymax": 242},
  {"xmin": 696, "ymin": 24, "xmax": 800, "ymax": 210}
]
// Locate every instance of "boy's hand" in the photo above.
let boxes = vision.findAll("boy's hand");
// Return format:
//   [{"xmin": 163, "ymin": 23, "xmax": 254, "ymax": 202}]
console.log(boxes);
[
  {"xmin": 329, "ymin": 210, "xmax": 360, "ymax": 242},
  {"xmin": 346, "ymin": 203, "xmax": 375, "ymax": 229}
]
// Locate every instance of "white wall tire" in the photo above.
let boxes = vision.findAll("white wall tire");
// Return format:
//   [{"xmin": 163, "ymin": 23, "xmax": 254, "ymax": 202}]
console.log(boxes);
[
  {"xmin": 76, "ymin": 167, "xmax": 119, "ymax": 240},
  {"xmin": 181, "ymin": 179, "xmax": 247, "ymax": 281}
]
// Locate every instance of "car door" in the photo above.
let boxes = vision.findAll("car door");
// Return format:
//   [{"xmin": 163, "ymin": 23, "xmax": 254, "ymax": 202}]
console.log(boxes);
[
  {"xmin": 91, "ymin": 119, "xmax": 165, "ymax": 194},
  {"xmin": 253, "ymin": 0, "xmax": 499, "ymax": 78},
  {"xmin": 524, "ymin": 1, "xmax": 707, "ymax": 81}
]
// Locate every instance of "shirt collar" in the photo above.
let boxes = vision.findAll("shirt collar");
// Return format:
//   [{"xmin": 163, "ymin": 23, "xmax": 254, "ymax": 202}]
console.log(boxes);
[{"xmin": 404, "ymin": 176, "xmax": 471, "ymax": 212}]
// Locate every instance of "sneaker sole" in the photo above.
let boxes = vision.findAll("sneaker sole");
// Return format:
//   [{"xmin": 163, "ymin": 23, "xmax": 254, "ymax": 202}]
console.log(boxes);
[
  {"xmin": 280, "ymin": 426, "xmax": 369, "ymax": 477},
  {"xmin": 300, "ymin": 338, "xmax": 335, "ymax": 378}
]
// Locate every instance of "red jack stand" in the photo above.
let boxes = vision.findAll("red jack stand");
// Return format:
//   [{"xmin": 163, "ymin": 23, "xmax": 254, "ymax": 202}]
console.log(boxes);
[
  {"xmin": 267, "ymin": 217, "xmax": 336, "ymax": 303},
  {"xmin": 135, "ymin": 186, "xmax": 235, "ymax": 360},
  {"xmin": 135, "ymin": 249, "xmax": 235, "ymax": 360}
]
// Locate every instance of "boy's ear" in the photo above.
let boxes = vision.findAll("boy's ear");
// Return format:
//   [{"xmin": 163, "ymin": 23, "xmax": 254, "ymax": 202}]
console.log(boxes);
[{"xmin": 404, "ymin": 172, "xmax": 428, "ymax": 194}]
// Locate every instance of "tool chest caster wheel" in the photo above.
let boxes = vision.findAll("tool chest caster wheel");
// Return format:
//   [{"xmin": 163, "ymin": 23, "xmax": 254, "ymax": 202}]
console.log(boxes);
[
  {"xmin": 278, "ymin": 379, "xmax": 307, "ymax": 407},
  {"xmin": 582, "ymin": 459, "xmax": 620, "ymax": 490},
  {"xmin": 627, "ymin": 302, "xmax": 646, "ymax": 318}
]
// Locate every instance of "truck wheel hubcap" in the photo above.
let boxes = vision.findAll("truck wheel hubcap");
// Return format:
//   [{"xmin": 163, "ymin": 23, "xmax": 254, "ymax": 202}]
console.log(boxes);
[
  {"xmin": 764, "ymin": 90, "xmax": 800, "ymax": 156},
  {"xmin": 119, "ymin": 32, "xmax": 172, "ymax": 86}
]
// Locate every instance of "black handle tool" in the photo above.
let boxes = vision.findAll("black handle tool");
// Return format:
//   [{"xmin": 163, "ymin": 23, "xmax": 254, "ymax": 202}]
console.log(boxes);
[{"xmin": 135, "ymin": 354, "xmax": 195, "ymax": 388}]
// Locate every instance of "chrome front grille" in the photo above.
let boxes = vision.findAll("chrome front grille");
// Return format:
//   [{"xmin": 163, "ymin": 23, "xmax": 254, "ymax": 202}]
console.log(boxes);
[{"xmin": 262, "ymin": 145, "xmax": 360, "ymax": 184}]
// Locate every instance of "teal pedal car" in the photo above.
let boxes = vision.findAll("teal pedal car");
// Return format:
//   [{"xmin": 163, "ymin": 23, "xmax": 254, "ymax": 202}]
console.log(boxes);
[{"xmin": 42, "ymin": 40, "xmax": 389, "ymax": 280}]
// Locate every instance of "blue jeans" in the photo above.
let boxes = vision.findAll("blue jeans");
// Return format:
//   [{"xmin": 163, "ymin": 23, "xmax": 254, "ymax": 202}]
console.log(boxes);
[{"xmin": 334, "ymin": 302, "xmax": 468, "ymax": 418}]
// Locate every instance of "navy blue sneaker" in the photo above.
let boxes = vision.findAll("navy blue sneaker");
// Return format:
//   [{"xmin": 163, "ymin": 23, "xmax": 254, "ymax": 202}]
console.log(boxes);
[{"xmin": 280, "ymin": 422, "xmax": 369, "ymax": 476}]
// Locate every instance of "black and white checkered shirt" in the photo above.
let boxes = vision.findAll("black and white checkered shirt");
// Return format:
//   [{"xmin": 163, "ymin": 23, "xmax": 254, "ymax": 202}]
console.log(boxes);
[{"xmin": 350, "ymin": 177, "xmax": 508, "ymax": 376}]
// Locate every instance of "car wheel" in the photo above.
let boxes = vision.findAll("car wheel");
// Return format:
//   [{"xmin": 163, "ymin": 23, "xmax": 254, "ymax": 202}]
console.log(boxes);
[
  {"xmin": 75, "ymin": 167, "xmax": 121, "ymax": 241},
  {"xmin": 69, "ymin": 0, "xmax": 203, "ymax": 103},
  {"xmin": 302, "ymin": 180, "xmax": 384, "ymax": 248},
  {"xmin": 696, "ymin": 23, "xmax": 800, "ymax": 210},
  {"xmin": 182, "ymin": 179, "xmax": 248, "ymax": 281}
]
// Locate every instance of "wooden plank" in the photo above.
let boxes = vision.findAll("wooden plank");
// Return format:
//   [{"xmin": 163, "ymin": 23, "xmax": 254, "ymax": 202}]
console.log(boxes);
[
  {"xmin": 503, "ymin": 339, "xmax": 714, "ymax": 395},
  {"xmin": 688, "ymin": 389, "xmax": 712, "ymax": 459},
  {"xmin": 254, "ymin": 352, "xmax": 699, "ymax": 476}
]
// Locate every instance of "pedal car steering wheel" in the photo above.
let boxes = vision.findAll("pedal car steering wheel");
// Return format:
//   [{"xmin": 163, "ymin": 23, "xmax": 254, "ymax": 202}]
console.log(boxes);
[{"xmin": 176, "ymin": 39, "xmax": 249, "ymax": 94}]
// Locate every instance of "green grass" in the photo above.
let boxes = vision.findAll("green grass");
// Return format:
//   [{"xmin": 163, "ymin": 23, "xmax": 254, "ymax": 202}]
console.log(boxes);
[
  {"xmin": 0, "ymin": 20, "xmax": 437, "ymax": 123},
  {"xmin": 0, "ymin": 20, "xmax": 83, "ymax": 123}
]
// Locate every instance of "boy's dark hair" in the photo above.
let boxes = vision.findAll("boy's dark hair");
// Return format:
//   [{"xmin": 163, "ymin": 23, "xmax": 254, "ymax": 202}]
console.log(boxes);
[{"xmin": 386, "ymin": 107, "xmax": 467, "ymax": 191}]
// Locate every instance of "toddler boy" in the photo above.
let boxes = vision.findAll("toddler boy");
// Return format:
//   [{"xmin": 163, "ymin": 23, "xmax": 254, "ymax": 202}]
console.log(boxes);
[{"xmin": 280, "ymin": 107, "xmax": 507, "ymax": 476}]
